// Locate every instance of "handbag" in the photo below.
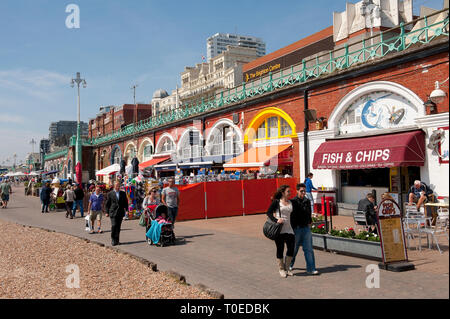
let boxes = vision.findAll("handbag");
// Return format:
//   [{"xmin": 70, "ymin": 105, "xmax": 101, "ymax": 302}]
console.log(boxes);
[
  {"xmin": 263, "ymin": 217, "xmax": 282, "ymax": 240},
  {"xmin": 138, "ymin": 213, "xmax": 147, "ymax": 227}
]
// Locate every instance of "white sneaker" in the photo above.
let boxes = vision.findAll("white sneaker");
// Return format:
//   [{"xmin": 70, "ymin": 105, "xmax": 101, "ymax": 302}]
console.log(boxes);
[
  {"xmin": 308, "ymin": 270, "xmax": 319, "ymax": 275},
  {"xmin": 279, "ymin": 269, "xmax": 287, "ymax": 278},
  {"xmin": 286, "ymin": 268, "xmax": 294, "ymax": 276}
]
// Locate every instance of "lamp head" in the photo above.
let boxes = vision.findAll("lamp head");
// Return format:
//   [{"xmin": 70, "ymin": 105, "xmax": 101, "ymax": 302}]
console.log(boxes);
[
  {"xmin": 430, "ymin": 81, "xmax": 446, "ymax": 104},
  {"xmin": 82, "ymin": 80, "xmax": 87, "ymax": 88},
  {"xmin": 70, "ymin": 79, "xmax": 75, "ymax": 88}
]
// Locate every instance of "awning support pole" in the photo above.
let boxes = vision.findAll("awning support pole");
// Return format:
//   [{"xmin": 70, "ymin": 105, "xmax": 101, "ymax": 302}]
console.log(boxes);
[{"xmin": 304, "ymin": 90, "xmax": 309, "ymax": 179}]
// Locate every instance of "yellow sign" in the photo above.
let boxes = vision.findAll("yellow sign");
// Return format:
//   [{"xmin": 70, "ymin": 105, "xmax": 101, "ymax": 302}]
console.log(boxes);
[
  {"xmin": 379, "ymin": 218, "xmax": 407, "ymax": 263},
  {"xmin": 245, "ymin": 63, "xmax": 281, "ymax": 82},
  {"xmin": 377, "ymin": 199, "xmax": 408, "ymax": 264}
]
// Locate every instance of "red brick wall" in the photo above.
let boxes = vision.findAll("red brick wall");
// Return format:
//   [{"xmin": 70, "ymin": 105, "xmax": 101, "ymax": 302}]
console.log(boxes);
[{"xmin": 89, "ymin": 52, "xmax": 449, "ymax": 177}]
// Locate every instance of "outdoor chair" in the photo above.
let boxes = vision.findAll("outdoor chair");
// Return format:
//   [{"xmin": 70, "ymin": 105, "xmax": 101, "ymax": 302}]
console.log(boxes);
[
  {"xmin": 421, "ymin": 215, "xmax": 449, "ymax": 254},
  {"xmin": 353, "ymin": 210, "xmax": 368, "ymax": 232},
  {"xmin": 403, "ymin": 208, "xmax": 430, "ymax": 251}
]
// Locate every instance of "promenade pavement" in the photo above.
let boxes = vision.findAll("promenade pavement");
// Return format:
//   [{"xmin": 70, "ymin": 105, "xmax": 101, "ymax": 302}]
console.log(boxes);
[{"xmin": 1, "ymin": 186, "xmax": 448, "ymax": 299}]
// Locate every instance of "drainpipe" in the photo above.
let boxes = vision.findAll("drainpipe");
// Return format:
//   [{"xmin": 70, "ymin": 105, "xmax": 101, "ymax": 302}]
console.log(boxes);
[{"xmin": 303, "ymin": 90, "xmax": 309, "ymax": 180}]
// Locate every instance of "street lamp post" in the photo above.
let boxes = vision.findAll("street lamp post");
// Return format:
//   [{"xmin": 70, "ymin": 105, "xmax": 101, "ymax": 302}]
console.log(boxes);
[{"xmin": 71, "ymin": 72, "xmax": 87, "ymax": 184}]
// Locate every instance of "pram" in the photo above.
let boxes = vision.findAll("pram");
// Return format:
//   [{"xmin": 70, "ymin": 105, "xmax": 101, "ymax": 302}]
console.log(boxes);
[{"xmin": 145, "ymin": 204, "xmax": 176, "ymax": 247}]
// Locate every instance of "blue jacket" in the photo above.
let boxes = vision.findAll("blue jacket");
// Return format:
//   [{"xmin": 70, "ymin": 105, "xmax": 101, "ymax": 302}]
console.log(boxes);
[{"xmin": 304, "ymin": 177, "xmax": 317, "ymax": 193}]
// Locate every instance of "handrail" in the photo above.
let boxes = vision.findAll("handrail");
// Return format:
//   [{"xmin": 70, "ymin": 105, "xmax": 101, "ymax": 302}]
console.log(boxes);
[
  {"xmin": 43, "ymin": 148, "xmax": 68, "ymax": 161},
  {"xmin": 88, "ymin": 11, "xmax": 449, "ymax": 146}
]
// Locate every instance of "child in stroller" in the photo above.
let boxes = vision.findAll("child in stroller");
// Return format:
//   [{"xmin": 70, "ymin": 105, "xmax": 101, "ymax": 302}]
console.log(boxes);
[{"xmin": 145, "ymin": 204, "xmax": 176, "ymax": 247}]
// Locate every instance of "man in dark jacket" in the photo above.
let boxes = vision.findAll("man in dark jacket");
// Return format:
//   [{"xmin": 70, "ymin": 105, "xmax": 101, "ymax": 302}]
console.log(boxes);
[
  {"xmin": 105, "ymin": 181, "xmax": 128, "ymax": 246},
  {"xmin": 357, "ymin": 193, "xmax": 377, "ymax": 233},
  {"xmin": 40, "ymin": 182, "xmax": 52, "ymax": 213},
  {"xmin": 288, "ymin": 183, "xmax": 318, "ymax": 275},
  {"xmin": 72, "ymin": 184, "xmax": 85, "ymax": 218}
]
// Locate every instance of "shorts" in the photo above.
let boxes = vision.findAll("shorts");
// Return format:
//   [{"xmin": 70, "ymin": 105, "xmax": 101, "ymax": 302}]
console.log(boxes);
[
  {"xmin": 89, "ymin": 210, "xmax": 102, "ymax": 222},
  {"xmin": 1, "ymin": 194, "xmax": 9, "ymax": 201}
]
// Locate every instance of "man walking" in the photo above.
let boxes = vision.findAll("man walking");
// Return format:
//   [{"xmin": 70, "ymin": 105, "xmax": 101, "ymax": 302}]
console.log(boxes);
[
  {"xmin": 0, "ymin": 179, "xmax": 12, "ymax": 209},
  {"xmin": 304, "ymin": 173, "xmax": 317, "ymax": 214},
  {"xmin": 88, "ymin": 185, "xmax": 104, "ymax": 234},
  {"xmin": 72, "ymin": 184, "xmax": 85, "ymax": 218},
  {"xmin": 289, "ymin": 183, "xmax": 319, "ymax": 275},
  {"xmin": 63, "ymin": 185, "xmax": 75, "ymax": 218},
  {"xmin": 161, "ymin": 178, "xmax": 180, "ymax": 224},
  {"xmin": 105, "ymin": 181, "xmax": 128, "ymax": 246}
]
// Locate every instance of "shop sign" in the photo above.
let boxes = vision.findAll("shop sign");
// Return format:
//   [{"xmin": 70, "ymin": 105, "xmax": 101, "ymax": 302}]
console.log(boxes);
[
  {"xmin": 338, "ymin": 92, "xmax": 418, "ymax": 135},
  {"xmin": 319, "ymin": 149, "xmax": 391, "ymax": 169},
  {"xmin": 376, "ymin": 199, "xmax": 408, "ymax": 264}
]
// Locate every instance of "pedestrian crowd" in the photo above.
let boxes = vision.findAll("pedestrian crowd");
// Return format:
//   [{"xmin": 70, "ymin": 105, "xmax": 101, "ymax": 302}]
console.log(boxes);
[{"xmin": 34, "ymin": 177, "xmax": 180, "ymax": 247}]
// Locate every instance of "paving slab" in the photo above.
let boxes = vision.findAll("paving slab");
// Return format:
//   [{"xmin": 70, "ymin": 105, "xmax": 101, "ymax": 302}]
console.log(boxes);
[{"xmin": 0, "ymin": 186, "xmax": 448, "ymax": 299}]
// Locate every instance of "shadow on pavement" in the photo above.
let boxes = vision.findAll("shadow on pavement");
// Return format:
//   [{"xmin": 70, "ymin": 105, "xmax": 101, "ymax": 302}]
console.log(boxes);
[
  {"xmin": 293, "ymin": 264, "xmax": 362, "ymax": 276},
  {"xmin": 119, "ymin": 240, "xmax": 147, "ymax": 245}
]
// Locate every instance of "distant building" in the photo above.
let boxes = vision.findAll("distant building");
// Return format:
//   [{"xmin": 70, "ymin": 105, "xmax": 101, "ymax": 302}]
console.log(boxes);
[
  {"xmin": 151, "ymin": 46, "xmax": 260, "ymax": 115},
  {"xmin": 88, "ymin": 104, "xmax": 153, "ymax": 138},
  {"xmin": 49, "ymin": 121, "xmax": 88, "ymax": 148},
  {"xmin": 207, "ymin": 33, "xmax": 266, "ymax": 61}
]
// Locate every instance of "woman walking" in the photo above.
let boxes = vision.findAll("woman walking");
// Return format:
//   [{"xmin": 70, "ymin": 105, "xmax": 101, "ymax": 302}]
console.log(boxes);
[{"xmin": 266, "ymin": 185, "xmax": 295, "ymax": 278}]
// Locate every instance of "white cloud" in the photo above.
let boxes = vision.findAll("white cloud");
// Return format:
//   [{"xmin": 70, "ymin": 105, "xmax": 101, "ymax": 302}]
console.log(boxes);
[{"xmin": 0, "ymin": 69, "xmax": 69, "ymax": 101}]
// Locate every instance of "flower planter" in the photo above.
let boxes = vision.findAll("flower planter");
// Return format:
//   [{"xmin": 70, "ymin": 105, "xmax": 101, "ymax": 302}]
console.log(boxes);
[{"xmin": 312, "ymin": 233, "xmax": 382, "ymax": 261}]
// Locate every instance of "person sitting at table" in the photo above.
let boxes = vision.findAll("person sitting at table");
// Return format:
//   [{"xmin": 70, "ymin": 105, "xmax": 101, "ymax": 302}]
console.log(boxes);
[
  {"xmin": 357, "ymin": 193, "xmax": 378, "ymax": 234},
  {"xmin": 408, "ymin": 180, "xmax": 433, "ymax": 212}
]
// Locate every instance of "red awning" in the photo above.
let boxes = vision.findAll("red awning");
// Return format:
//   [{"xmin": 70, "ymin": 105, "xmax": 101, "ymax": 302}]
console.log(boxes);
[
  {"xmin": 139, "ymin": 156, "xmax": 171, "ymax": 170},
  {"xmin": 313, "ymin": 130, "xmax": 425, "ymax": 170}
]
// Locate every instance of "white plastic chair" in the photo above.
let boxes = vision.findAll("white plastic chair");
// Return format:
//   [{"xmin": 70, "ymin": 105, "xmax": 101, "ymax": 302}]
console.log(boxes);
[
  {"xmin": 421, "ymin": 215, "xmax": 449, "ymax": 254},
  {"xmin": 403, "ymin": 206, "xmax": 429, "ymax": 251},
  {"xmin": 353, "ymin": 210, "xmax": 368, "ymax": 232}
]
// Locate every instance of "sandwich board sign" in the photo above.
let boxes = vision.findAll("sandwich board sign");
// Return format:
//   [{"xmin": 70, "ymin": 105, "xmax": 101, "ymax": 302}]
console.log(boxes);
[{"xmin": 376, "ymin": 199, "xmax": 414, "ymax": 272}]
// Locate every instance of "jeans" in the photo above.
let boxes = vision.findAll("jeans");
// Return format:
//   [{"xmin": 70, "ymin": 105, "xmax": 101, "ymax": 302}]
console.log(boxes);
[
  {"xmin": 168, "ymin": 207, "xmax": 178, "ymax": 224},
  {"xmin": 72, "ymin": 200, "xmax": 84, "ymax": 217},
  {"xmin": 291, "ymin": 226, "xmax": 316, "ymax": 272},
  {"xmin": 42, "ymin": 200, "xmax": 49, "ymax": 212},
  {"xmin": 306, "ymin": 192, "xmax": 314, "ymax": 213}
]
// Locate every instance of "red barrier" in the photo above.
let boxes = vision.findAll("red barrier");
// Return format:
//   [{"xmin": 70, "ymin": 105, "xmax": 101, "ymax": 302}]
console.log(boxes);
[
  {"xmin": 205, "ymin": 181, "xmax": 243, "ymax": 218},
  {"xmin": 243, "ymin": 179, "xmax": 277, "ymax": 215},
  {"xmin": 177, "ymin": 183, "xmax": 206, "ymax": 221},
  {"xmin": 276, "ymin": 178, "xmax": 298, "ymax": 199}
]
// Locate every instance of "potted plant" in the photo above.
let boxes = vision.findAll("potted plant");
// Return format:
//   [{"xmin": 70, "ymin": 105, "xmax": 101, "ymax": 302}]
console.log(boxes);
[{"xmin": 311, "ymin": 224, "xmax": 382, "ymax": 260}]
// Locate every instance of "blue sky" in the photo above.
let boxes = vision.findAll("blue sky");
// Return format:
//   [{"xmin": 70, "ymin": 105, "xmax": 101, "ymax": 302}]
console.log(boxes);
[{"xmin": 0, "ymin": 0, "xmax": 445, "ymax": 165}]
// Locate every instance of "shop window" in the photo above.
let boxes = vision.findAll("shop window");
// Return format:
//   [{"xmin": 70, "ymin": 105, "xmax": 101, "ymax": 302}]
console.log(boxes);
[
  {"xmin": 341, "ymin": 168, "xmax": 390, "ymax": 188},
  {"xmin": 280, "ymin": 118, "xmax": 292, "ymax": 136},
  {"xmin": 256, "ymin": 116, "xmax": 293, "ymax": 140},
  {"xmin": 143, "ymin": 144, "xmax": 153, "ymax": 160},
  {"xmin": 257, "ymin": 121, "xmax": 266, "ymax": 139},
  {"xmin": 267, "ymin": 117, "xmax": 278, "ymax": 138}
]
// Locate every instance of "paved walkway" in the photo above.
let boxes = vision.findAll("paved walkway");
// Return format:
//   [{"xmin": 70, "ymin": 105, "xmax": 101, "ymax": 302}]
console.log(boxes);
[{"xmin": 1, "ymin": 186, "xmax": 448, "ymax": 299}]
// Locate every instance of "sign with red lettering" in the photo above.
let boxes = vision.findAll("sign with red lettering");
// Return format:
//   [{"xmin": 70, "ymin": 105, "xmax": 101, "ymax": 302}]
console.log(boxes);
[{"xmin": 377, "ymin": 199, "xmax": 408, "ymax": 264}]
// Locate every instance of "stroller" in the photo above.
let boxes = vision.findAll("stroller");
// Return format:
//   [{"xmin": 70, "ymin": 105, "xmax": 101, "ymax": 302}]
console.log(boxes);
[{"xmin": 145, "ymin": 204, "xmax": 176, "ymax": 247}]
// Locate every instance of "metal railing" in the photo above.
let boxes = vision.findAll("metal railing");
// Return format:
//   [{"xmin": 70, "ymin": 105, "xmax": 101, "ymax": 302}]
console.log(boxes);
[
  {"xmin": 88, "ymin": 11, "xmax": 448, "ymax": 147},
  {"xmin": 43, "ymin": 148, "xmax": 68, "ymax": 161}
]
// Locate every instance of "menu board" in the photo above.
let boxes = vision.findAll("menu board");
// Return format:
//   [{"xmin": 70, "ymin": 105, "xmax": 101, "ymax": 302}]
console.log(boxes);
[{"xmin": 377, "ymin": 199, "xmax": 408, "ymax": 264}]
